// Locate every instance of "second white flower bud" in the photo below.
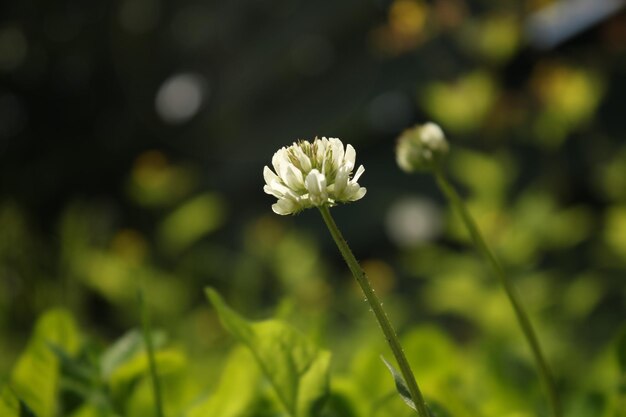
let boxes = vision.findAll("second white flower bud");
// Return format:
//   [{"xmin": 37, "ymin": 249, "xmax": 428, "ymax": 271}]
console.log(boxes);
[{"xmin": 396, "ymin": 122, "xmax": 449, "ymax": 173}]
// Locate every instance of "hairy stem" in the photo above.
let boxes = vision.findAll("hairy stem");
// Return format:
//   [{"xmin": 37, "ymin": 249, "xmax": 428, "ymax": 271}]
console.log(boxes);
[
  {"xmin": 434, "ymin": 169, "xmax": 561, "ymax": 417},
  {"xmin": 318, "ymin": 205, "xmax": 430, "ymax": 417}
]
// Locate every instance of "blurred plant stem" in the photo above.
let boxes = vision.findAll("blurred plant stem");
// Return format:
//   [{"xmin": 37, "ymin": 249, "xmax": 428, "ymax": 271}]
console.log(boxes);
[
  {"xmin": 433, "ymin": 169, "xmax": 561, "ymax": 417},
  {"xmin": 318, "ymin": 205, "xmax": 430, "ymax": 417},
  {"xmin": 139, "ymin": 290, "xmax": 165, "ymax": 417}
]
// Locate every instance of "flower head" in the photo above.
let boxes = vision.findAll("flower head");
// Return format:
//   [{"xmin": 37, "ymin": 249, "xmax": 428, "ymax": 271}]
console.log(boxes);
[
  {"xmin": 264, "ymin": 137, "xmax": 367, "ymax": 215},
  {"xmin": 396, "ymin": 122, "xmax": 449, "ymax": 173}
]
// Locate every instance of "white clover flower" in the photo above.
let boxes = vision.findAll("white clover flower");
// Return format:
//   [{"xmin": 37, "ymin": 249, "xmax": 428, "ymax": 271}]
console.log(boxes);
[
  {"xmin": 396, "ymin": 122, "xmax": 449, "ymax": 173},
  {"xmin": 263, "ymin": 137, "xmax": 367, "ymax": 215}
]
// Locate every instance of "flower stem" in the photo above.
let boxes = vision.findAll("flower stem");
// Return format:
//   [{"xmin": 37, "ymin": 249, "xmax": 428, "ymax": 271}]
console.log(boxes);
[
  {"xmin": 433, "ymin": 170, "xmax": 561, "ymax": 417},
  {"xmin": 138, "ymin": 290, "xmax": 165, "ymax": 417},
  {"xmin": 318, "ymin": 205, "xmax": 430, "ymax": 417}
]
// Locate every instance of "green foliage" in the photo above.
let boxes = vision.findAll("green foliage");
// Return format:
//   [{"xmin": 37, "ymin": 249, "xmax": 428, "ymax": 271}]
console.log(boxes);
[
  {"xmin": 1, "ymin": 1, "xmax": 626, "ymax": 417},
  {"xmin": 9, "ymin": 309, "xmax": 80, "ymax": 417},
  {"xmin": 0, "ymin": 385, "xmax": 20, "ymax": 417},
  {"xmin": 206, "ymin": 288, "xmax": 331, "ymax": 417},
  {"xmin": 157, "ymin": 193, "xmax": 227, "ymax": 255},
  {"xmin": 185, "ymin": 346, "xmax": 262, "ymax": 417}
]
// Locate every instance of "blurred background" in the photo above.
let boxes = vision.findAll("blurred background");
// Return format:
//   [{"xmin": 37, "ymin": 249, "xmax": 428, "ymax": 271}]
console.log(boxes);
[{"xmin": 1, "ymin": 0, "xmax": 626, "ymax": 412}]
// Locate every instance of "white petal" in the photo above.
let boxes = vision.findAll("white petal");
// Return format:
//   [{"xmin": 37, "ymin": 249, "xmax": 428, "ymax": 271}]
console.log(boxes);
[
  {"xmin": 352, "ymin": 165, "xmax": 365, "ymax": 182},
  {"xmin": 279, "ymin": 162, "xmax": 304, "ymax": 191},
  {"xmin": 328, "ymin": 138, "xmax": 344, "ymax": 169},
  {"xmin": 272, "ymin": 148, "xmax": 288, "ymax": 175},
  {"xmin": 333, "ymin": 164, "xmax": 350, "ymax": 198},
  {"xmin": 350, "ymin": 187, "xmax": 367, "ymax": 201},
  {"xmin": 293, "ymin": 146, "xmax": 312, "ymax": 172},
  {"xmin": 263, "ymin": 166, "xmax": 280, "ymax": 186},
  {"xmin": 264, "ymin": 181, "xmax": 300, "ymax": 201},
  {"xmin": 263, "ymin": 184, "xmax": 280, "ymax": 198},
  {"xmin": 305, "ymin": 169, "xmax": 325, "ymax": 194},
  {"xmin": 344, "ymin": 144, "xmax": 356, "ymax": 169},
  {"xmin": 315, "ymin": 138, "xmax": 327, "ymax": 164},
  {"xmin": 272, "ymin": 199, "xmax": 297, "ymax": 215},
  {"xmin": 305, "ymin": 169, "xmax": 327, "ymax": 205},
  {"xmin": 264, "ymin": 181, "xmax": 288, "ymax": 198}
]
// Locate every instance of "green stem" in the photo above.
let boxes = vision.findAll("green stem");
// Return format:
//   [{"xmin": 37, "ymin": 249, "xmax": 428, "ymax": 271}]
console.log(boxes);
[
  {"xmin": 434, "ymin": 170, "xmax": 561, "ymax": 417},
  {"xmin": 138, "ymin": 290, "xmax": 165, "ymax": 417},
  {"xmin": 318, "ymin": 206, "xmax": 430, "ymax": 417}
]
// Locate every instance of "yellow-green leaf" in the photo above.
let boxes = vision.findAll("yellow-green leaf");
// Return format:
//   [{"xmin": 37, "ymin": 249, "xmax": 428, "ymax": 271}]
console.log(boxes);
[
  {"xmin": 10, "ymin": 309, "xmax": 81, "ymax": 417},
  {"xmin": 206, "ymin": 288, "xmax": 330, "ymax": 417}
]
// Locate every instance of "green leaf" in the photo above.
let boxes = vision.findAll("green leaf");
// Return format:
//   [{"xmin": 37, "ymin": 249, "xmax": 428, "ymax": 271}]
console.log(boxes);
[
  {"xmin": 49, "ymin": 344, "xmax": 98, "ymax": 388},
  {"xmin": 18, "ymin": 399, "xmax": 38, "ymax": 417},
  {"xmin": 616, "ymin": 326, "xmax": 626, "ymax": 374},
  {"xmin": 100, "ymin": 330, "xmax": 144, "ymax": 380},
  {"xmin": 0, "ymin": 385, "xmax": 20, "ymax": 417},
  {"xmin": 100, "ymin": 329, "xmax": 166, "ymax": 381},
  {"xmin": 10, "ymin": 309, "xmax": 81, "ymax": 417},
  {"xmin": 158, "ymin": 193, "xmax": 226, "ymax": 254},
  {"xmin": 206, "ymin": 288, "xmax": 331, "ymax": 417},
  {"xmin": 108, "ymin": 349, "xmax": 186, "ymax": 394},
  {"xmin": 186, "ymin": 347, "xmax": 262, "ymax": 417},
  {"xmin": 380, "ymin": 356, "xmax": 417, "ymax": 413}
]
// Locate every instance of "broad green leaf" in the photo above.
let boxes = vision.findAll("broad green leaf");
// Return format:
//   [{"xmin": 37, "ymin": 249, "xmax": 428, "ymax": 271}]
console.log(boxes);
[
  {"xmin": 206, "ymin": 288, "xmax": 331, "ymax": 417},
  {"xmin": 10, "ymin": 309, "xmax": 81, "ymax": 417},
  {"xmin": 186, "ymin": 347, "xmax": 262, "ymax": 417},
  {"xmin": 0, "ymin": 385, "xmax": 20, "ymax": 417}
]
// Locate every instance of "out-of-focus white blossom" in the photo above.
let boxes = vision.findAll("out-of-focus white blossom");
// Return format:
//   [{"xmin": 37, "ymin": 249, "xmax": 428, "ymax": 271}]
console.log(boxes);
[
  {"xmin": 263, "ymin": 137, "xmax": 366, "ymax": 215},
  {"xmin": 396, "ymin": 122, "xmax": 449, "ymax": 172}
]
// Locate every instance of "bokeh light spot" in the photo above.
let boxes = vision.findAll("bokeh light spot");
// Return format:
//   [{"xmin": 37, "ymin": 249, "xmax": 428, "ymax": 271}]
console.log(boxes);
[
  {"xmin": 155, "ymin": 72, "xmax": 208, "ymax": 124},
  {"xmin": 385, "ymin": 197, "xmax": 443, "ymax": 247}
]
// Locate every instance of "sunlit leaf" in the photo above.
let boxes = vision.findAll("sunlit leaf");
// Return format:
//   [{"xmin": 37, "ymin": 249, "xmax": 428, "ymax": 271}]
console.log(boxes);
[
  {"xmin": 462, "ymin": 14, "xmax": 520, "ymax": 64},
  {"xmin": 422, "ymin": 71, "xmax": 497, "ymax": 134},
  {"xmin": 69, "ymin": 403, "xmax": 121, "ymax": 417},
  {"xmin": 206, "ymin": 288, "xmax": 331, "ymax": 417},
  {"xmin": 186, "ymin": 347, "xmax": 262, "ymax": 417},
  {"xmin": 449, "ymin": 149, "xmax": 515, "ymax": 203},
  {"xmin": 108, "ymin": 349, "xmax": 186, "ymax": 393},
  {"xmin": 531, "ymin": 63, "xmax": 604, "ymax": 148},
  {"xmin": 100, "ymin": 328, "xmax": 166, "ymax": 380},
  {"xmin": 617, "ymin": 326, "xmax": 626, "ymax": 374},
  {"xmin": 100, "ymin": 330, "xmax": 145, "ymax": 380},
  {"xmin": 604, "ymin": 206, "xmax": 626, "ymax": 260},
  {"xmin": 599, "ymin": 147, "xmax": 626, "ymax": 201},
  {"xmin": 158, "ymin": 193, "xmax": 226, "ymax": 255},
  {"xmin": 10, "ymin": 309, "xmax": 81, "ymax": 417},
  {"xmin": 0, "ymin": 385, "xmax": 20, "ymax": 417}
]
